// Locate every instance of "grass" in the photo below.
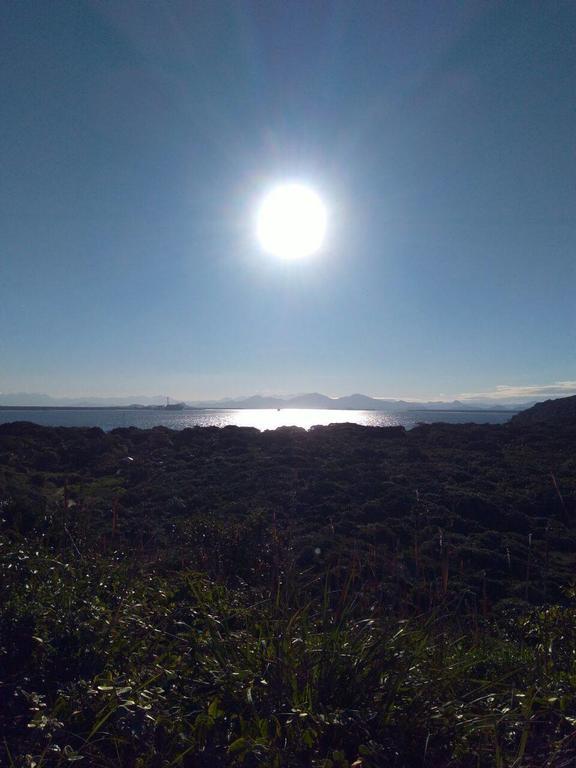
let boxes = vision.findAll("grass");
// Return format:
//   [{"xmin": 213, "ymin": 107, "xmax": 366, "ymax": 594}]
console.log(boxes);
[{"xmin": 2, "ymin": 531, "xmax": 576, "ymax": 767}]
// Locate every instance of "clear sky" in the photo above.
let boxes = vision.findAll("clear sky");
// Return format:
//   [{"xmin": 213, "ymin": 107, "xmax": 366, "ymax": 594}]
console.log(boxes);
[{"xmin": 1, "ymin": 0, "xmax": 575, "ymax": 402}]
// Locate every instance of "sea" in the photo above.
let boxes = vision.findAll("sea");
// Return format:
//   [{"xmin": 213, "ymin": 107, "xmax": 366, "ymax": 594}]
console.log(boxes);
[{"xmin": 0, "ymin": 407, "xmax": 517, "ymax": 432}]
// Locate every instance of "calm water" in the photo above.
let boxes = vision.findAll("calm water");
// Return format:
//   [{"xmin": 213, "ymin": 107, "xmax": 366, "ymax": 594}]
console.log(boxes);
[{"xmin": 0, "ymin": 407, "xmax": 516, "ymax": 432}]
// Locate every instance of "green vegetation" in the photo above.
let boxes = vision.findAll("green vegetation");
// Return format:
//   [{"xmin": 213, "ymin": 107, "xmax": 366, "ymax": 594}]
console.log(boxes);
[{"xmin": 1, "ymin": 419, "xmax": 576, "ymax": 766}]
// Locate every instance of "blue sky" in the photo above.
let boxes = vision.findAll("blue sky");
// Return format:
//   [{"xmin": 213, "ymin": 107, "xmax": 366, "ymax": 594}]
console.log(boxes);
[{"xmin": 1, "ymin": 0, "xmax": 575, "ymax": 401}]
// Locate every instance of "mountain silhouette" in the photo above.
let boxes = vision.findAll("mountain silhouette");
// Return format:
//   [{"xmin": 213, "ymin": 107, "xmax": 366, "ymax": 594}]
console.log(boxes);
[{"xmin": 189, "ymin": 393, "xmax": 518, "ymax": 411}]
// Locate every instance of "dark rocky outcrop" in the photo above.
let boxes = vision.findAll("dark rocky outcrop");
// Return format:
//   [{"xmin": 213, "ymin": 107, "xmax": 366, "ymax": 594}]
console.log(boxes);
[{"xmin": 511, "ymin": 394, "xmax": 576, "ymax": 426}]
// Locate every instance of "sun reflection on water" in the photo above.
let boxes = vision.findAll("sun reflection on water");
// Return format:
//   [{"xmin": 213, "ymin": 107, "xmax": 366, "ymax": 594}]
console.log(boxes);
[
  {"xmin": 211, "ymin": 408, "xmax": 401, "ymax": 431},
  {"xmin": 0, "ymin": 407, "xmax": 514, "ymax": 432}
]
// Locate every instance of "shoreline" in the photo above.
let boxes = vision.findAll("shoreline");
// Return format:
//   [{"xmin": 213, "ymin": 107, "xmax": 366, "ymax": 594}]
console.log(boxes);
[{"xmin": 0, "ymin": 404, "xmax": 520, "ymax": 413}]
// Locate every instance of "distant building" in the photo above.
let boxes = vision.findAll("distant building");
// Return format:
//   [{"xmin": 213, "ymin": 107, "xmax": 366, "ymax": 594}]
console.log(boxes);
[{"xmin": 165, "ymin": 397, "xmax": 185, "ymax": 411}]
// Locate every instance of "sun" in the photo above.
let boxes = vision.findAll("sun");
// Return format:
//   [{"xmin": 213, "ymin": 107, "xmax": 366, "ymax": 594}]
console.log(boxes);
[{"xmin": 256, "ymin": 183, "xmax": 327, "ymax": 259}]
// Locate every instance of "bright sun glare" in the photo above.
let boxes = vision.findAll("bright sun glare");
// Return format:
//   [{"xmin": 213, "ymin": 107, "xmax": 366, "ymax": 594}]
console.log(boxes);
[{"xmin": 256, "ymin": 183, "xmax": 327, "ymax": 259}]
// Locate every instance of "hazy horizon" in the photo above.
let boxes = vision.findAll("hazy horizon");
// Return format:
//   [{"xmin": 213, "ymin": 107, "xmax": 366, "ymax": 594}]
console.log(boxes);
[{"xmin": 2, "ymin": 380, "xmax": 576, "ymax": 407}]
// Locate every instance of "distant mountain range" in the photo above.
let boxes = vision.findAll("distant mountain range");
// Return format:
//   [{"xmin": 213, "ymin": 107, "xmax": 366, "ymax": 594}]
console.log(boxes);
[
  {"xmin": 0, "ymin": 391, "xmax": 531, "ymax": 411},
  {"xmin": 0, "ymin": 393, "xmax": 166, "ymax": 407},
  {"xmin": 186, "ymin": 393, "xmax": 529, "ymax": 412}
]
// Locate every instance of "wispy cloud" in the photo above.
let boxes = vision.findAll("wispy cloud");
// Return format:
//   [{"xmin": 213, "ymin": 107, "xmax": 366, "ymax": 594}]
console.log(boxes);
[{"xmin": 459, "ymin": 381, "xmax": 576, "ymax": 402}]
